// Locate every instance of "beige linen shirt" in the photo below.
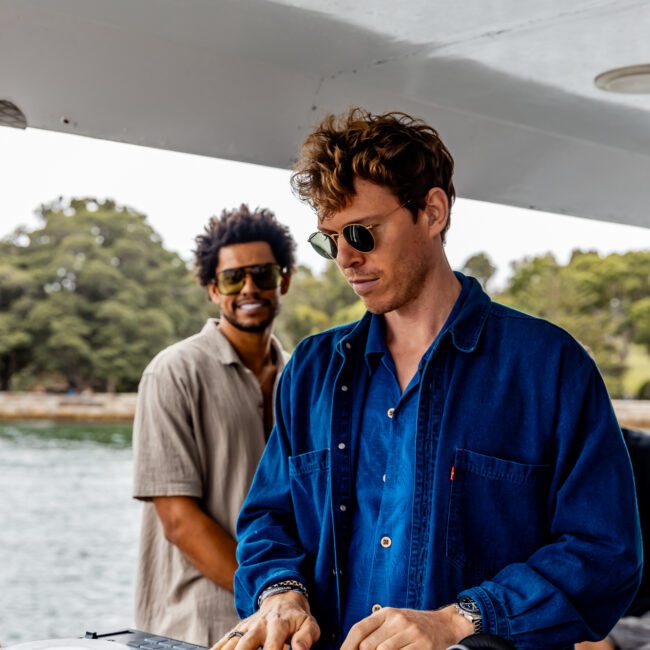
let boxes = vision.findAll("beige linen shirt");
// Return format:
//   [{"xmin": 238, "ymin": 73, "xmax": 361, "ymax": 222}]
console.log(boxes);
[{"xmin": 132, "ymin": 318, "xmax": 289, "ymax": 646}]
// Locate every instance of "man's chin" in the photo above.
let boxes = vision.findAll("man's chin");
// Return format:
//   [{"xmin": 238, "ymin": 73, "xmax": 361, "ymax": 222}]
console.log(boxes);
[
  {"xmin": 223, "ymin": 313, "xmax": 275, "ymax": 333},
  {"xmin": 360, "ymin": 294, "xmax": 393, "ymax": 316}
]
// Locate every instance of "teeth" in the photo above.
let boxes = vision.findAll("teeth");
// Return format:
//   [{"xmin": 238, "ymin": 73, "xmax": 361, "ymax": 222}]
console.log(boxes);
[{"xmin": 239, "ymin": 303, "xmax": 263, "ymax": 311}]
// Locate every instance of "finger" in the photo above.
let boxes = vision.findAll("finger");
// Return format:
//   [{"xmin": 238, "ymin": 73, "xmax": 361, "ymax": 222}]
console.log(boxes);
[
  {"xmin": 370, "ymin": 629, "xmax": 415, "ymax": 650},
  {"xmin": 290, "ymin": 616, "xmax": 321, "ymax": 650},
  {"xmin": 263, "ymin": 617, "xmax": 291, "ymax": 650},
  {"xmin": 210, "ymin": 632, "xmax": 231, "ymax": 650},
  {"xmin": 225, "ymin": 639, "xmax": 243, "ymax": 650},
  {"xmin": 237, "ymin": 624, "xmax": 267, "ymax": 650},
  {"xmin": 211, "ymin": 631, "xmax": 244, "ymax": 650},
  {"xmin": 340, "ymin": 612, "xmax": 385, "ymax": 650}
]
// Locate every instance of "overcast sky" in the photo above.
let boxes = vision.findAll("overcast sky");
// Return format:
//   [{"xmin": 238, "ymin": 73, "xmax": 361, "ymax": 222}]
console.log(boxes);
[{"xmin": 2, "ymin": 127, "xmax": 650, "ymax": 289}]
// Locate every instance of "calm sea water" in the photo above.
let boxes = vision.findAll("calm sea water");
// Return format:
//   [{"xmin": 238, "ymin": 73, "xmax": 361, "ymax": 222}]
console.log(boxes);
[{"xmin": 0, "ymin": 421, "xmax": 141, "ymax": 646}]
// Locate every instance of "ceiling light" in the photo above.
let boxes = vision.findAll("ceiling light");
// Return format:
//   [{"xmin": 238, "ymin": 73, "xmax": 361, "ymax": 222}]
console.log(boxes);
[{"xmin": 595, "ymin": 64, "xmax": 650, "ymax": 94}]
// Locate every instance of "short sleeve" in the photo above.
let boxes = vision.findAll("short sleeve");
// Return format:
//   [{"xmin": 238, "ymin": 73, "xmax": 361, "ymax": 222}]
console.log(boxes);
[{"xmin": 132, "ymin": 359, "xmax": 203, "ymax": 500}]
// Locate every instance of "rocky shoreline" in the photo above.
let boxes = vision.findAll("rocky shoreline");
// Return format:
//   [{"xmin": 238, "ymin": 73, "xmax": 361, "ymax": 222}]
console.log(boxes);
[
  {"xmin": 1, "ymin": 392, "xmax": 649, "ymax": 431},
  {"xmin": 0, "ymin": 392, "xmax": 137, "ymax": 421}
]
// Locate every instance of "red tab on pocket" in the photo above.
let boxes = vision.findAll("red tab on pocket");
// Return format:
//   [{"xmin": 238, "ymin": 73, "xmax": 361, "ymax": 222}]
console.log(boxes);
[{"xmin": 450, "ymin": 465, "xmax": 455, "ymax": 481}]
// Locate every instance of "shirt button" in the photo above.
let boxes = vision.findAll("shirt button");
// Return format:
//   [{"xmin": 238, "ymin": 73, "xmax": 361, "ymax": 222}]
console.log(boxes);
[
  {"xmin": 341, "ymin": 385, "xmax": 348, "ymax": 391},
  {"xmin": 382, "ymin": 474, "xmax": 387, "ymax": 482},
  {"xmin": 371, "ymin": 604, "xmax": 382, "ymax": 613},
  {"xmin": 380, "ymin": 536, "xmax": 392, "ymax": 548},
  {"xmin": 345, "ymin": 342, "xmax": 351, "ymax": 350},
  {"xmin": 339, "ymin": 504, "xmax": 347, "ymax": 511},
  {"xmin": 338, "ymin": 442, "xmax": 346, "ymax": 450},
  {"xmin": 387, "ymin": 407, "xmax": 395, "ymax": 418}
]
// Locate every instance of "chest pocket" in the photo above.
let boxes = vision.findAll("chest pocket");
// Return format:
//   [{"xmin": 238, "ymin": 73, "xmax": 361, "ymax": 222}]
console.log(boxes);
[
  {"xmin": 446, "ymin": 448, "xmax": 551, "ymax": 580},
  {"xmin": 289, "ymin": 448, "xmax": 331, "ymax": 553}
]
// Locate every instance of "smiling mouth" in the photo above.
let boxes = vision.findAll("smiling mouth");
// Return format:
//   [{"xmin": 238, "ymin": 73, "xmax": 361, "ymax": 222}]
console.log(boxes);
[{"xmin": 237, "ymin": 301, "xmax": 268, "ymax": 312}]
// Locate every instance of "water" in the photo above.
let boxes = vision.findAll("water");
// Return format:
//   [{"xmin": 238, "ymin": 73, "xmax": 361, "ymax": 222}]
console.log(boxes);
[{"xmin": 0, "ymin": 422, "xmax": 141, "ymax": 645}]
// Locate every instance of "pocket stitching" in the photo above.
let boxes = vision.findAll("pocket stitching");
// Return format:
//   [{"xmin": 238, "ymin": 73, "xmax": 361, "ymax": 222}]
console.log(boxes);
[
  {"xmin": 288, "ymin": 448, "xmax": 330, "ymax": 477},
  {"xmin": 446, "ymin": 448, "xmax": 550, "ymax": 576}
]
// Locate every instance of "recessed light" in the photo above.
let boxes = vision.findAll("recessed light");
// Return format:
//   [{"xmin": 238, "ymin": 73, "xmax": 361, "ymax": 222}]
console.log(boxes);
[{"xmin": 595, "ymin": 64, "xmax": 650, "ymax": 94}]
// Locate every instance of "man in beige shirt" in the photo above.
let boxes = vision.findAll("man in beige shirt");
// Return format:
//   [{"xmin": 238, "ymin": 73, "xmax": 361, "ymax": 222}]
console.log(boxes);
[{"xmin": 132, "ymin": 205, "xmax": 295, "ymax": 646}]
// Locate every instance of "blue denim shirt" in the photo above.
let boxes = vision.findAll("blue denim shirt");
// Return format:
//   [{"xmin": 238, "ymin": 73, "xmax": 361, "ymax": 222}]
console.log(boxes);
[
  {"xmin": 235, "ymin": 274, "xmax": 642, "ymax": 650},
  {"xmin": 343, "ymin": 285, "xmax": 468, "ymax": 635}
]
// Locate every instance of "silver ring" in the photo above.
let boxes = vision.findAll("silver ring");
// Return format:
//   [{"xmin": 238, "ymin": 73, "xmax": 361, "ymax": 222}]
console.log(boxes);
[{"xmin": 226, "ymin": 631, "xmax": 245, "ymax": 640}]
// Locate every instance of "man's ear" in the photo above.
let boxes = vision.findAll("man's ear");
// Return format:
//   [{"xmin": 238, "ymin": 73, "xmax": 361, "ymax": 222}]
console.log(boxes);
[
  {"xmin": 207, "ymin": 281, "xmax": 221, "ymax": 305},
  {"xmin": 423, "ymin": 187, "xmax": 449, "ymax": 234},
  {"xmin": 280, "ymin": 271, "xmax": 292, "ymax": 295}
]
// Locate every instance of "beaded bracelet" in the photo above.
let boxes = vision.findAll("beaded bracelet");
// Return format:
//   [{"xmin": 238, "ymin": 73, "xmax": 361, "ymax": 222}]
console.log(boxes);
[{"xmin": 257, "ymin": 579, "xmax": 309, "ymax": 607}]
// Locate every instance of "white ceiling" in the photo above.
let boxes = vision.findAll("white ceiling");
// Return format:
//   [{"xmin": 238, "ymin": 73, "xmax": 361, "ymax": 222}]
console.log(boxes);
[{"xmin": 1, "ymin": 0, "xmax": 649, "ymax": 227}]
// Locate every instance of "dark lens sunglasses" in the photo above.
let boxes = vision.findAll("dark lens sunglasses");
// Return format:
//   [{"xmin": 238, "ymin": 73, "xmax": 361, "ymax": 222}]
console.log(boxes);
[
  {"xmin": 215, "ymin": 263, "xmax": 286, "ymax": 295},
  {"xmin": 308, "ymin": 201, "xmax": 410, "ymax": 260},
  {"xmin": 308, "ymin": 224, "xmax": 377, "ymax": 260}
]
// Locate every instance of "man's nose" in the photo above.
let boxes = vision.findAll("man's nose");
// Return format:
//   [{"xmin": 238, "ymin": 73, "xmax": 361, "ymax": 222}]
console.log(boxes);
[
  {"xmin": 336, "ymin": 236, "xmax": 364, "ymax": 269},
  {"xmin": 239, "ymin": 270, "xmax": 259, "ymax": 294}
]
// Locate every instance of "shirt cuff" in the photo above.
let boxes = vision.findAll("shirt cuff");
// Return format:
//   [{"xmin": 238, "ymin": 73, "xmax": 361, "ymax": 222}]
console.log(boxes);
[
  {"xmin": 253, "ymin": 572, "xmax": 309, "ymax": 611},
  {"xmin": 457, "ymin": 586, "xmax": 511, "ymax": 641}
]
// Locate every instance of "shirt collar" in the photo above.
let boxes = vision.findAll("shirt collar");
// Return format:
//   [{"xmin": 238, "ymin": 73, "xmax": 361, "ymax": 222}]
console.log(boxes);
[
  {"xmin": 446, "ymin": 272, "xmax": 492, "ymax": 353},
  {"xmin": 200, "ymin": 318, "xmax": 287, "ymax": 369},
  {"xmin": 364, "ymin": 312, "xmax": 387, "ymax": 373}
]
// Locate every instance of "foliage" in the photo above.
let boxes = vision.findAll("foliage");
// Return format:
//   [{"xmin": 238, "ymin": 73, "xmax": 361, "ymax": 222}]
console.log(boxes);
[
  {"xmin": 496, "ymin": 249, "xmax": 650, "ymax": 398},
  {"xmin": 274, "ymin": 262, "xmax": 362, "ymax": 348},
  {"xmin": 461, "ymin": 252, "xmax": 496, "ymax": 291},
  {"xmin": 0, "ymin": 198, "xmax": 207, "ymax": 391},
  {"xmin": 1, "ymin": 199, "xmax": 648, "ymax": 399}
]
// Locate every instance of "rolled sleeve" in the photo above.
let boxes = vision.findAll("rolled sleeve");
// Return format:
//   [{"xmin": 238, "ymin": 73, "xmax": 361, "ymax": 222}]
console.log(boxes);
[{"xmin": 132, "ymin": 362, "xmax": 203, "ymax": 500}]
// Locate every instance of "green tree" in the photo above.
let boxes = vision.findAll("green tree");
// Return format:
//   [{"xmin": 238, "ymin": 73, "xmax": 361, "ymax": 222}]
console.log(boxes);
[
  {"xmin": 497, "ymin": 250, "xmax": 650, "ymax": 397},
  {"xmin": 0, "ymin": 198, "xmax": 207, "ymax": 391},
  {"xmin": 461, "ymin": 252, "xmax": 497, "ymax": 291},
  {"xmin": 275, "ymin": 262, "xmax": 362, "ymax": 348}
]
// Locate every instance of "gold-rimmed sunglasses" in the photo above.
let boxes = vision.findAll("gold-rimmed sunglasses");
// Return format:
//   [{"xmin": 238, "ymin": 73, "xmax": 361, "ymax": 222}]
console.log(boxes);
[
  {"xmin": 307, "ymin": 201, "xmax": 410, "ymax": 260},
  {"xmin": 214, "ymin": 263, "xmax": 286, "ymax": 295}
]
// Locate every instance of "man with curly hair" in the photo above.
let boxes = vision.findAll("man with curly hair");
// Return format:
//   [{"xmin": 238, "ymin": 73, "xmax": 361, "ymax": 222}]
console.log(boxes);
[
  {"xmin": 217, "ymin": 110, "xmax": 642, "ymax": 650},
  {"xmin": 132, "ymin": 205, "xmax": 294, "ymax": 645}
]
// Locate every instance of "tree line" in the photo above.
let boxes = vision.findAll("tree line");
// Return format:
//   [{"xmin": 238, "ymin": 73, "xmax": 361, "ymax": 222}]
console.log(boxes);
[{"xmin": 1, "ymin": 198, "xmax": 649, "ymax": 397}]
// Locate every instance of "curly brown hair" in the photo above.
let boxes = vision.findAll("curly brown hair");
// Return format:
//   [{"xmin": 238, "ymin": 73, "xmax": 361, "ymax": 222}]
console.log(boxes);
[
  {"xmin": 291, "ymin": 107, "xmax": 456, "ymax": 241},
  {"xmin": 194, "ymin": 204, "xmax": 296, "ymax": 287}
]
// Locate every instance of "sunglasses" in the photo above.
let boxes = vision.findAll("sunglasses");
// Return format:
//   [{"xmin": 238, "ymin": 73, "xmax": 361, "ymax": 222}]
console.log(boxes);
[
  {"xmin": 308, "ymin": 224, "xmax": 377, "ymax": 260},
  {"xmin": 215, "ymin": 263, "xmax": 286, "ymax": 295},
  {"xmin": 308, "ymin": 201, "xmax": 410, "ymax": 260}
]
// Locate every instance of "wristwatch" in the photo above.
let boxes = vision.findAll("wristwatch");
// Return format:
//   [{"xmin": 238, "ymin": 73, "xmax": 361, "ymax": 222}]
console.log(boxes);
[{"xmin": 454, "ymin": 596, "xmax": 483, "ymax": 634}]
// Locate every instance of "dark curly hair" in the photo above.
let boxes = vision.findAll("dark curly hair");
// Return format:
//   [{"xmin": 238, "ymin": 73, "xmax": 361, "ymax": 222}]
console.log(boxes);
[
  {"xmin": 291, "ymin": 107, "xmax": 456, "ymax": 242},
  {"xmin": 194, "ymin": 204, "xmax": 297, "ymax": 287}
]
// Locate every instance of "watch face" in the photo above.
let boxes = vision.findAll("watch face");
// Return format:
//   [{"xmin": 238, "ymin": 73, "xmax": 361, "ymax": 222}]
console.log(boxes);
[{"xmin": 458, "ymin": 596, "xmax": 480, "ymax": 614}]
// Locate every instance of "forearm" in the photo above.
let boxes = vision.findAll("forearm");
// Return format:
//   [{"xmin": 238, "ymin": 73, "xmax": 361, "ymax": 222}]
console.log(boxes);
[{"xmin": 154, "ymin": 496, "xmax": 238, "ymax": 592}]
